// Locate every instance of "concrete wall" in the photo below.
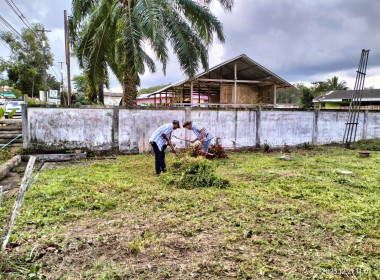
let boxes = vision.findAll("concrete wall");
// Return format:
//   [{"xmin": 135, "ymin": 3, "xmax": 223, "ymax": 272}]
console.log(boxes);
[
  {"xmin": 260, "ymin": 110, "xmax": 313, "ymax": 146},
  {"xmin": 22, "ymin": 105, "xmax": 380, "ymax": 153}
]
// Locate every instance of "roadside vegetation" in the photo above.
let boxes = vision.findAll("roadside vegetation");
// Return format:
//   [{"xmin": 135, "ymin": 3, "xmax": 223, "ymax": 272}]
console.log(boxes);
[{"xmin": 0, "ymin": 144, "xmax": 379, "ymax": 279}]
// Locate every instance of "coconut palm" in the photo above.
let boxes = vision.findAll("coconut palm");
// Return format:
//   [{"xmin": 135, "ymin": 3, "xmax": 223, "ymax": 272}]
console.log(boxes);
[
  {"xmin": 69, "ymin": 0, "xmax": 233, "ymax": 105},
  {"xmin": 325, "ymin": 76, "xmax": 348, "ymax": 90}
]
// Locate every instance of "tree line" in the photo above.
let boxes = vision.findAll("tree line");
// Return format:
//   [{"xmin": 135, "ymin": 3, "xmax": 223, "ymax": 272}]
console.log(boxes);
[
  {"xmin": 0, "ymin": 24, "xmax": 60, "ymax": 99},
  {"xmin": 277, "ymin": 76, "xmax": 349, "ymax": 107}
]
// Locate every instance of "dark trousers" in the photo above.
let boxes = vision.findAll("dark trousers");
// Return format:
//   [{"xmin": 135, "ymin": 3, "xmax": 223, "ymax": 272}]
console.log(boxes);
[{"xmin": 151, "ymin": 142, "xmax": 166, "ymax": 174}]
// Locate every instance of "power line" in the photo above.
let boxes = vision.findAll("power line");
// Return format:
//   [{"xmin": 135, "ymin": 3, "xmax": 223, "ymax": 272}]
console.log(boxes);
[
  {"xmin": 4, "ymin": 0, "xmax": 38, "ymax": 38},
  {"xmin": 0, "ymin": 39, "xmax": 11, "ymax": 51},
  {"xmin": 49, "ymin": 65, "xmax": 60, "ymax": 81},
  {"xmin": 0, "ymin": 15, "xmax": 22, "ymax": 38}
]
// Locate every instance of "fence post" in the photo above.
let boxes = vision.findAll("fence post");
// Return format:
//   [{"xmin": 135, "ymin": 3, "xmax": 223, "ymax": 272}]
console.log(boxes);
[
  {"xmin": 22, "ymin": 104, "xmax": 28, "ymax": 150},
  {"xmin": 255, "ymin": 107, "xmax": 261, "ymax": 149},
  {"xmin": 112, "ymin": 106, "xmax": 120, "ymax": 153},
  {"xmin": 312, "ymin": 109, "xmax": 319, "ymax": 145},
  {"xmin": 185, "ymin": 107, "xmax": 192, "ymax": 148},
  {"xmin": 362, "ymin": 110, "xmax": 369, "ymax": 140}
]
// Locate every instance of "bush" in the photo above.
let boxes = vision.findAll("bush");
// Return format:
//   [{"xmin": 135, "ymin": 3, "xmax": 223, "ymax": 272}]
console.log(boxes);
[
  {"xmin": 355, "ymin": 139, "xmax": 380, "ymax": 151},
  {"xmin": 160, "ymin": 156, "xmax": 230, "ymax": 189}
]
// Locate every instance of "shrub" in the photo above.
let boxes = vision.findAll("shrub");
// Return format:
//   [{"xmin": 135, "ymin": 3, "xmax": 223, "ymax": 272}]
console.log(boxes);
[
  {"xmin": 160, "ymin": 156, "xmax": 230, "ymax": 189},
  {"xmin": 355, "ymin": 139, "xmax": 380, "ymax": 151}
]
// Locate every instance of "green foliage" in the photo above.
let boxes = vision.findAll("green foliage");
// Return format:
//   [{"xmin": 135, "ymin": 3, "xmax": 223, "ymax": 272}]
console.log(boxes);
[
  {"xmin": 276, "ymin": 88, "xmax": 300, "ymax": 104},
  {"xmin": 74, "ymin": 94, "xmax": 90, "ymax": 105},
  {"xmin": 298, "ymin": 84, "xmax": 315, "ymax": 108},
  {"xmin": 8, "ymin": 109, "xmax": 16, "ymax": 118},
  {"xmin": 312, "ymin": 76, "xmax": 348, "ymax": 95},
  {"xmin": 0, "ymin": 108, "xmax": 5, "ymax": 119},
  {"xmin": 355, "ymin": 138, "xmax": 380, "ymax": 151},
  {"xmin": 138, "ymin": 84, "xmax": 170, "ymax": 95},
  {"xmin": 46, "ymin": 74, "xmax": 60, "ymax": 91},
  {"xmin": 161, "ymin": 156, "xmax": 230, "ymax": 189},
  {"xmin": 69, "ymin": 0, "xmax": 233, "ymax": 105},
  {"xmin": 0, "ymin": 24, "xmax": 54, "ymax": 97},
  {"xmin": 73, "ymin": 74, "xmax": 89, "ymax": 94}
]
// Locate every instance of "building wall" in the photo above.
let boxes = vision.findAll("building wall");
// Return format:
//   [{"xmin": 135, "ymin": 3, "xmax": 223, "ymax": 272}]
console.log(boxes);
[
  {"xmin": 220, "ymin": 84, "xmax": 274, "ymax": 104},
  {"xmin": 104, "ymin": 95, "xmax": 121, "ymax": 106},
  {"xmin": 22, "ymin": 106, "xmax": 380, "ymax": 153},
  {"xmin": 324, "ymin": 102, "xmax": 340, "ymax": 109}
]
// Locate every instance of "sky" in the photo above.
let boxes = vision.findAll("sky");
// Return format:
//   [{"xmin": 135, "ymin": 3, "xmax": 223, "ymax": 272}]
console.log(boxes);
[{"xmin": 0, "ymin": 0, "xmax": 379, "ymax": 92}]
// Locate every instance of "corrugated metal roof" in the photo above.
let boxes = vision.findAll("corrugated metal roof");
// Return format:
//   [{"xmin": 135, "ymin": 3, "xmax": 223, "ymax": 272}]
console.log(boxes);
[
  {"xmin": 149, "ymin": 54, "xmax": 295, "ymax": 96},
  {"xmin": 313, "ymin": 89, "xmax": 380, "ymax": 102}
]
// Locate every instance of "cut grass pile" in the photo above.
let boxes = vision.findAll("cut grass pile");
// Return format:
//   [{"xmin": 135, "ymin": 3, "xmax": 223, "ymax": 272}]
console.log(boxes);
[
  {"xmin": 0, "ymin": 146, "xmax": 379, "ymax": 279},
  {"xmin": 160, "ymin": 156, "xmax": 230, "ymax": 189}
]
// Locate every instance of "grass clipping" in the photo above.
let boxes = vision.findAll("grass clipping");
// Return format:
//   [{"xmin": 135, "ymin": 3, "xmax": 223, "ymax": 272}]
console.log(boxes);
[{"xmin": 161, "ymin": 156, "xmax": 230, "ymax": 189}]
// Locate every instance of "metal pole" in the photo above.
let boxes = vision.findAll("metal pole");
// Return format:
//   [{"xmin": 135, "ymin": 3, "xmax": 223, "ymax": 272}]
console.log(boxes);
[
  {"xmin": 42, "ymin": 39, "xmax": 47, "ymax": 102},
  {"xmin": 234, "ymin": 61, "xmax": 237, "ymax": 104},
  {"xmin": 190, "ymin": 81, "xmax": 194, "ymax": 106},
  {"xmin": 36, "ymin": 28, "xmax": 51, "ymax": 103},
  {"xmin": 64, "ymin": 10, "xmax": 72, "ymax": 105},
  {"xmin": 58, "ymin": 62, "xmax": 65, "ymax": 104}
]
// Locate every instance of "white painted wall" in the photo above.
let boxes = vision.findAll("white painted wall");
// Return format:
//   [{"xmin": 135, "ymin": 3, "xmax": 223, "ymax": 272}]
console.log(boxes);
[{"xmin": 22, "ymin": 106, "xmax": 380, "ymax": 153}]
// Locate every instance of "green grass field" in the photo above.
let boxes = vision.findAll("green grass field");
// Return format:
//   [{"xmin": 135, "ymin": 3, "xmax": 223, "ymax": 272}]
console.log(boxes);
[{"xmin": 0, "ymin": 145, "xmax": 379, "ymax": 279}]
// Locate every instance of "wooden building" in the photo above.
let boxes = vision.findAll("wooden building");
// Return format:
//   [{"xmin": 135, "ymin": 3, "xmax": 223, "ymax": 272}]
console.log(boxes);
[{"xmin": 149, "ymin": 54, "xmax": 295, "ymax": 107}]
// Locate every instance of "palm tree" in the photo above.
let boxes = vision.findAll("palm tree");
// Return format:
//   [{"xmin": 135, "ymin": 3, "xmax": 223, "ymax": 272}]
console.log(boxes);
[
  {"xmin": 69, "ymin": 0, "xmax": 233, "ymax": 105},
  {"xmin": 325, "ymin": 76, "xmax": 348, "ymax": 90}
]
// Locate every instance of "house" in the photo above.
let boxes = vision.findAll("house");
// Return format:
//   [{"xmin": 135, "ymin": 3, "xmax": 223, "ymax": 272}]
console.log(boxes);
[
  {"xmin": 137, "ymin": 93, "xmax": 208, "ymax": 106},
  {"xmin": 313, "ymin": 89, "xmax": 380, "ymax": 110},
  {"xmin": 103, "ymin": 91, "xmax": 122, "ymax": 106},
  {"xmin": 148, "ymin": 54, "xmax": 295, "ymax": 107}
]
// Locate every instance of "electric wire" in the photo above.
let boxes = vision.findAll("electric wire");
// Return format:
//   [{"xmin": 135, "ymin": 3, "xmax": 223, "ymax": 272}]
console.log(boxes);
[
  {"xmin": 4, "ymin": 0, "xmax": 39, "ymax": 38},
  {"xmin": 0, "ymin": 15, "xmax": 22, "ymax": 37}
]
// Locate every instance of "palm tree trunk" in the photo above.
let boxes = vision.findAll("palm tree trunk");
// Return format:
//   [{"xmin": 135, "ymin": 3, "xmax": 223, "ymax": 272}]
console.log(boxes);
[
  {"xmin": 87, "ymin": 89, "xmax": 97, "ymax": 104},
  {"xmin": 98, "ymin": 81, "xmax": 104, "ymax": 104},
  {"xmin": 122, "ymin": 69, "xmax": 137, "ymax": 106}
]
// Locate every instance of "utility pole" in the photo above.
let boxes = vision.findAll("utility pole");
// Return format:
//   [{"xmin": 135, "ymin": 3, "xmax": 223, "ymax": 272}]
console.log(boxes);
[
  {"xmin": 64, "ymin": 10, "xmax": 72, "ymax": 105},
  {"xmin": 58, "ymin": 62, "xmax": 64, "ymax": 92},
  {"xmin": 36, "ymin": 28, "xmax": 51, "ymax": 102},
  {"xmin": 58, "ymin": 62, "xmax": 65, "ymax": 105}
]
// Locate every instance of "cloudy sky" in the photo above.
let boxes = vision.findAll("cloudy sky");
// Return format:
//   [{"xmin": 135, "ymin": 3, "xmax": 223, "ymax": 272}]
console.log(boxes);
[{"xmin": 0, "ymin": 0, "xmax": 379, "ymax": 92}]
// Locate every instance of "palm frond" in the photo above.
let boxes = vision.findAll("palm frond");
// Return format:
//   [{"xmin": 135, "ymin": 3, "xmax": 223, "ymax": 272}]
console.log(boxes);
[{"xmin": 175, "ymin": 0, "xmax": 225, "ymax": 44}]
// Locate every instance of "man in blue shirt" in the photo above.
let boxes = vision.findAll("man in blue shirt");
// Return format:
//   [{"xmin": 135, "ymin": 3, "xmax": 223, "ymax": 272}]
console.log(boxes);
[
  {"xmin": 149, "ymin": 120, "xmax": 180, "ymax": 175},
  {"xmin": 183, "ymin": 121, "xmax": 214, "ymax": 157}
]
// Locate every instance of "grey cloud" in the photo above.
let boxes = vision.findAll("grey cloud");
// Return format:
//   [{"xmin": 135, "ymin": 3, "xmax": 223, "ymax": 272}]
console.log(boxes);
[{"xmin": 1, "ymin": 0, "xmax": 379, "ymax": 89}]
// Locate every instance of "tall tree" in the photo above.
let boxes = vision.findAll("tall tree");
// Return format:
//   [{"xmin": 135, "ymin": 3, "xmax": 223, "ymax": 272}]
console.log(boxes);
[
  {"xmin": 312, "ymin": 76, "xmax": 348, "ymax": 95},
  {"xmin": 297, "ymin": 84, "xmax": 315, "ymax": 108},
  {"xmin": 325, "ymin": 76, "xmax": 348, "ymax": 90},
  {"xmin": 69, "ymin": 0, "xmax": 233, "ymax": 106},
  {"xmin": 0, "ymin": 24, "xmax": 54, "ymax": 97}
]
